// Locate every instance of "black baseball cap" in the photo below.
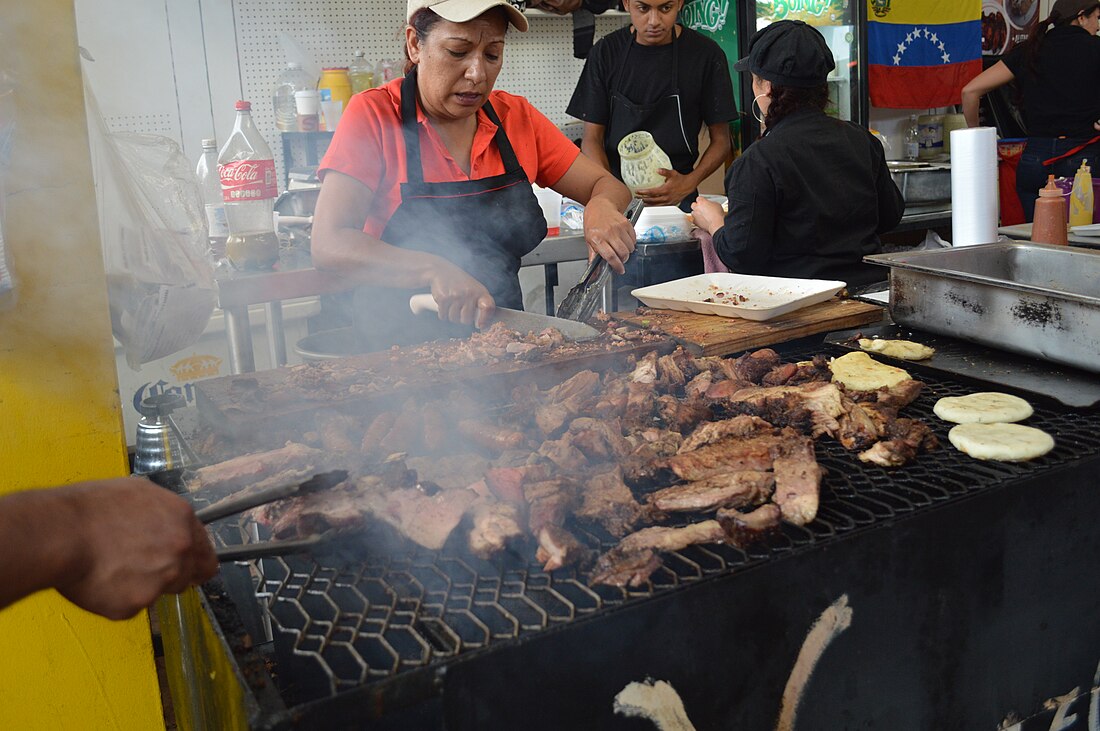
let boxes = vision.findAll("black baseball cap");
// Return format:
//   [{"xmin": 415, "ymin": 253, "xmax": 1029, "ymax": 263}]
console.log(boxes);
[
  {"xmin": 1050, "ymin": 0, "xmax": 1100, "ymax": 21},
  {"xmin": 733, "ymin": 20, "xmax": 836, "ymax": 88}
]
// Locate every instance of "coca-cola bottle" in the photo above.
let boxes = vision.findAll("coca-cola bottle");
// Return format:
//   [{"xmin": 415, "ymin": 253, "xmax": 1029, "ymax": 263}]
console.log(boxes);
[
  {"xmin": 196, "ymin": 138, "xmax": 229, "ymax": 260},
  {"xmin": 218, "ymin": 100, "xmax": 280, "ymax": 270}
]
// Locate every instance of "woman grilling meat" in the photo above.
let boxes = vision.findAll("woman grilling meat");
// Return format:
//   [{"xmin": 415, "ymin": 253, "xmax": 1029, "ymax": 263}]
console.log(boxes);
[
  {"xmin": 311, "ymin": 0, "xmax": 635, "ymax": 351},
  {"xmin": 961, "ymin": 0, "xmax": 1100, "ymax": 221},
  {"xmin": 690, "ymin": 21, "xmax": 904, "ymax": 290}
]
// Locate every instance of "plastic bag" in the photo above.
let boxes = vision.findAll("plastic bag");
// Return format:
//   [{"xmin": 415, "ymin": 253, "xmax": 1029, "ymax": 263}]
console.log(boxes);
[{"xmin": 83, "ymin": 64, "xmax": 215, "ymax": 369}]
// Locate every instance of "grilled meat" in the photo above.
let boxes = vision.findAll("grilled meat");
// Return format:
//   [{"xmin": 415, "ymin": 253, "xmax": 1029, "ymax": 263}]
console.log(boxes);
[
  {"xmin": 730, "ymin": 348, "xmax": 781, "ymax": 383},
  {"xmin": 591, "ymin": 520, "xmax": 727, "ymax": 587},
  {"xmin": 576, "ymin": 468, "xmax": 645, "ymax": 538},
  {"xmin": 534, "ymin": 370, "xmax": 602, "ymax": 437},
  {"xmin": 567, "ymin": 417, "xmax": 632, "ymax": 461},
  {"xmin": 189, "ymin": 442, "xmax": 331, "ymax": 498},
  {"xmin": 858, "ymin": 417, "xmax": 938, "ymax": 467},
  {"xmin": 684, "ymin": 371, "xmax": 713, "ymax": 399},
  {"xmin": 405, "ymin": 454, "xmax": 490, "ymax": 491},
  {"xmin": 656, "ymin": 394, "xmax": 712, "ymax": 433},
  {"xmin": 679, "ymin": 415, "xmax": 775, "ymax": 453},
  {"xmin": 361, "ymin": 410, "xmax": 397, "ymax": 456},
  {"xmin": 589, "ymin": 548, "xmax": 662, "ymax": 588},
  {"xmin": 535, "ymin": 525, "xmax": 590, "ymax": 572},
  {"xmin": 771, "ymin": 436, "xmax": 822, "ymax": 526},
  {"xmin": 378, "ymin": 398, "xmax": 422, "ymax": 457},
  {"xmin": 665, "ymin": 431, "xmax": 790, "ymax": 481},
  {"xmin": 468, "ymin": 498, "xmax": 524, "ymax": 559},
  {"xmin": 646, "ymin": 471, "xmax": 774, "ymax": 513},
  {"xmin": 360, "ymin": 485, "xmax": 479, "ymax": 551},
  {"xmin": 718, "ymin": 382, "xmax": 847, "ymax": 439},
  {"xmin": 458, "ymin": 419, "xmax": 527, "ymax": 453},
  {"xmin": 314, "ymin": 410, "xmax": 361, "ymax": 452},
  {"xmin": 421, "ymin": 401, "xmax": 451, "ymax": 453},
  {"xmin": 716, "ymin": 503, "xmax": 782, "ymax": 548}
]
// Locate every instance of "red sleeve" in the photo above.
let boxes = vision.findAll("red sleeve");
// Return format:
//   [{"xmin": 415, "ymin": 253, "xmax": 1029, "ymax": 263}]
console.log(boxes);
[
  {"xmin": 317, "ymin": 89, "xmax": 391, "ymax": 191},
  {"xmin": 492, "ymin": 91, "xmax": 580, "ymax": 189}
]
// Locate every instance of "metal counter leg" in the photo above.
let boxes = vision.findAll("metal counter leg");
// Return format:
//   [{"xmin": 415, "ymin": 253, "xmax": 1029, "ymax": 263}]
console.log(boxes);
[
  {"xmin": 223, "ymin": 306, "xmax": 256, "ymax": 374},
  {"xmin": 544, "ymin": 264, "xmax": 558, "ymax": 315},
  {"xmin": 265, "ymin": 301, "xmax": 288, "ymax": 367}
]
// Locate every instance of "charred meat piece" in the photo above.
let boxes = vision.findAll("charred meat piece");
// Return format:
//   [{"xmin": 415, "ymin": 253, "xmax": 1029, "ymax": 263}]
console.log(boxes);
[
  {"xmin": 589, "ymin": 379, "xmax": 630, "ymax": 420},
  {"xmin": 665, "ymin": 432, "xmax": 789, "ymax": 481},
  {"xmin": 589, "ymin": 548, "xmax": 662, "ymax": 588},
  {"xmin": 538, "ymin": 435, "xmax": 589, "ymax": 474},
  {"xmin": 716, "ymin": 503, "xmax": 782, "ymax": 549},
  {"xmin": 534, "ymin": 370, "xmax": 602, "ymax": 437},
  {"xmin": 858, "ymin": 417, "xmax": 939, "ymax": 467},
  {"xmin": 575, "ymin": 469, "xmax": 645, "ymax": 538},
  {"xmin": 684, "ymin": 371, "xmax": 713, "ymax": 399},
  {"xmin": 621, "ymin": 430, "xmax": 683, "ymax": 487},
  {"xmin": 631, "ymin": 350, "xmax": 659, "ymax": 385},
  {"xmin": 405, "ymin": 453, "xmax": 490, "ymax": 491},
  {"xmin": 458, "ymin": 419, "xmax": 527, "ymax": 454},
  {"xmin": 624, "ymin": 380, "xmax": 659, "ymax": 427},
  {"xmin": 679, "ymin": 414, "xmax": 776, "ymax": 454},
  {"xmin": 378, "ymin": 398, "xmax": 423, "ymax": 456},
  {"xmin": 646, "ymin": 471, "xmax": 774, "ymax": 514},
  {"xmin": 360, "ymin": 485, "xmax": 479, "ymax": 551},
  {"xmin": 361, "ymin": 411, "xmax": 397, "ymax": 456},
  {"xmin": 730, "ymin": 348, "xmax": 781, "ymax": 383},
  {"xmin": 835, "ymin": 401, "xmax": 882, "ymax": 452},
  {"xmin": 785, "ymin": 354, "xmax": 834, "ymax": 385},
  {"xmin": 420, "ymin": 401, "xmax": 452, "ymax": 453},
  {"xmin": 704, "ymin": 379, "xmax": 753, "ymax": 400},
  {"xmin": 467, "ymin": 498, "xmax": 524, "ymax": 559},
  {"xmin": 484, "ymin": 466, "xmax": 529, "ymax": 508},
  {"xmin": 249, "ymin": 478, "xmax": 363, "ymax": 539},
  {"xmin": 761, "ymin": 362, "xmax": 800, "ymax": 386},
  {"xmin": 657, "ymin": 353, "xmax": 687, "ymax": 389},
  {"xmin": 188, "ymin": 442, "xmax": 330, "ymax": 498},
  {"xmin": 591, "ymin": 520, "xmax": 727, "ymax": 587},
  {"xmin": 567, "ymin": 417, "xmax": 632, "ymax": 461},
  {"xmin": 314, "ymin": 410, "xmax": 361, "ymax": 452},
  {"xmin": 717, "ymin": 382, "xmax": 847, "ymax": 439},
  {"xmin": 849, "ymin": 378, "xmax": 924, "ymax": 410},
  {"xmin": 771, "ymin": 436, "xmax": 822, "ymax": 526},
  {"xmin": 656, "ymin": 394, "xmax": 713, "ymax": 433},
  {"xmin": 535, "ymin": 525, "xmax": 590, "ymax": 572}
]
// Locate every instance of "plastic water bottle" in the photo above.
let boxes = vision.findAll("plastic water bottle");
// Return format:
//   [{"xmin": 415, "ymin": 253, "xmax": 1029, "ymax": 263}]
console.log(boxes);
[
  {"xmin": 196, "ymin": 138, "xmax": 229, "ymax": 259},
  {"xmin": 348, "ymin": 50, "xmax": 374, "ymax": 94},
  {"xmin": 218, "ymin": 101, "xmax": 280, "ymax": 270},
  {"xmin": 903, "ymin": 115, "xmax": 920, "ymax": 162},
  {"xmin": 272, "ymin": 62, "xmax": 316, "ymax": 132}
]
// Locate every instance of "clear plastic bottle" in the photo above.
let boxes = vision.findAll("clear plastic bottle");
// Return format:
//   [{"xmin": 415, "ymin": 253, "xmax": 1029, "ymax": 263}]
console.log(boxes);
[
  {"xmin": 272, "ymin": 62, "xmax": 316, "ymax": 132},
  {"xmin": 348, "ymin": 51, "xmax": 374, "ymax": 94},
  {"xmin": 218, "ymin": 101, "xmax": 280, "ymax": 270},
  {"xmin": 376, "ymin": 58, "xmax": 402, "ymax": 85},
  {"xmin": 903, "ymin": 114, "xmax": 920, "ymax": 162},
  {"xmin": 195, "ymin": 138, "xmax": 229, "ymax": 259}
]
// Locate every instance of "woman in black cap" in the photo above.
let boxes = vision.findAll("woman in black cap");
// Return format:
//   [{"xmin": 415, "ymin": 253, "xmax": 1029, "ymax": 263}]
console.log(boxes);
[
  {"xmin": 961, "ymin": 0, "xmax": 1100, "ymax": 221},
  {"xmin": 691, "ymin": 20, "xmax": 903, "ymax": 290}
]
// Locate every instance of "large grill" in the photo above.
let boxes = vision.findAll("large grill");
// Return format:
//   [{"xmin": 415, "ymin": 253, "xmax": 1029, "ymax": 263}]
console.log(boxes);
[{"xmin": 187, "ymin": 342, "xmax": 1100, "ymax": 728}]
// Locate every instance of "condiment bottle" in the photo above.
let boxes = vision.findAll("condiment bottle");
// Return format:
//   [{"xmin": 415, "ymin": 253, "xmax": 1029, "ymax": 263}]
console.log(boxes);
[
  {"xmin": 1069, "ymin": 159, "xmax": 1094, "ymax": 228},
  {"xmin": 1032, "ymin": 175, "xmax": 1069, "ymax": 246},
  {"xmin": 348, "ymin": 51, "xmax": 374, "ymax": 94}
]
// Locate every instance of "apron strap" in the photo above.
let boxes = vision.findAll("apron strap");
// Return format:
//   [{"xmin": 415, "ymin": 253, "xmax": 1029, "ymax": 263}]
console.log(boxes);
[
  {"xmin": 1042, "ymin": 134, "xmax": 1100, "ymax": 167},
  {"xmin": 399, "ymin": 66, "xmax": 522, "ymax": 183}
]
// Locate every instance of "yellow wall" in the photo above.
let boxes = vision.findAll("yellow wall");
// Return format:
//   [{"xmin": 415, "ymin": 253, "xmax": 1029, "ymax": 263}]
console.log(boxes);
[{"xmin": 0, "ymin": 1, "xmax": 165, "ymax": 728}]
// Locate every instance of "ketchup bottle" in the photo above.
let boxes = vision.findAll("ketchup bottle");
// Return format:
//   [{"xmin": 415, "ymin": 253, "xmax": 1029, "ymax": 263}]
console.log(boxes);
[{"xmin": 1032, "ymin": 175, "xmax": 1068, "ymax": 246}]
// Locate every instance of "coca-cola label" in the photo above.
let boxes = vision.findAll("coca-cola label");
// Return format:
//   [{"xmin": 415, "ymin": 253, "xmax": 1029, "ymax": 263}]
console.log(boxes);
[{"xmin": 219, "ymin": 159, "xmax": 278, "ymax": 202}]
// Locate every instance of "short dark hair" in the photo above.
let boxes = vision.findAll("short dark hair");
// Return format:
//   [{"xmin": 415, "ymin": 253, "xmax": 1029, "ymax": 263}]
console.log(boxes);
[
  {"xmin": 764, "ymin": 83, "xmax": 829, "ymax": 130},
  {"xmin": 404, "ymin": 8, "xmax": 446, "ymax": 74}
]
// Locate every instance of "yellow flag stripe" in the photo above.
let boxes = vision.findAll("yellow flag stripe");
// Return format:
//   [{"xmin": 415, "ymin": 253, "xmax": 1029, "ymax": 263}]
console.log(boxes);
[{"xmin": 868, "ymin": 0, "xmax": 981, "ymax": 26}]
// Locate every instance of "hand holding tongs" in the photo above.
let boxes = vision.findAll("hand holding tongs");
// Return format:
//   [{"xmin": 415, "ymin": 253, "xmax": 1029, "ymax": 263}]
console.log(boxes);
[
  {"xmin": 196, "ymin": 470, "xmax": 348, "ymax": 562},
  {"xmin": 556, "ymin": 198, "xmax": 645, "ymax": 323}
]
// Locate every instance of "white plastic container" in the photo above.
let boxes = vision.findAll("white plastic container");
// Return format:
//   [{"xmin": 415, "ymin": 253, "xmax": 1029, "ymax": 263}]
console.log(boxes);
[
  {"xmin": 532, "ymin": 184, "xmax": 562, "ymax": 228},
  {"xmin": 634, "ymin": 205, "xmax": 691, "ymax": 243}
]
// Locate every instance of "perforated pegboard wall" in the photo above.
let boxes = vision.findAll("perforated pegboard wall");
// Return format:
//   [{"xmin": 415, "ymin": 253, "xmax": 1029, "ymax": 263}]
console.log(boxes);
[
  {"xmin": 103, "ymin": 113, "xmax": 179, "ymax": 137},
  {"xmin": 231, "ymin": 1, "xmax": 628, "ymax": 184}
]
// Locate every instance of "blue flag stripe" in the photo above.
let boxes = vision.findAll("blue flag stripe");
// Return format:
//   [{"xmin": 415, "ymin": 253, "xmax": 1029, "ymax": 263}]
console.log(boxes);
[{"xmin": 868, "ymin": 19, "xmax": 981, "ymax": 67}]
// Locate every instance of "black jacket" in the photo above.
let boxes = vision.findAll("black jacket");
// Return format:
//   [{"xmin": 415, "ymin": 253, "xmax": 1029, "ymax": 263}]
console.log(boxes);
[{"xmin": 713, "ymin": 108, "xmax": 904, "ymax": 289}]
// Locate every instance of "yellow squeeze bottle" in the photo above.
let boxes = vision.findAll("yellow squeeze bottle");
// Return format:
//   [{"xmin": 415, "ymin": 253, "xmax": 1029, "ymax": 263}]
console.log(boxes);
[{"xmin": 1069, "ymin": 159, "xmax": 1094, "ymax": 227}]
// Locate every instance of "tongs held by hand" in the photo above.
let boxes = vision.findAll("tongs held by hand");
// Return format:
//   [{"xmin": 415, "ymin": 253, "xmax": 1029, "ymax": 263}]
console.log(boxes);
[
  {"xmin": 196, "ymin": 470, "xmax": 348, "ymax": 562},
  {"xmin": 556, "ymin": 198, "xmax": 645, "ymax": 323}
]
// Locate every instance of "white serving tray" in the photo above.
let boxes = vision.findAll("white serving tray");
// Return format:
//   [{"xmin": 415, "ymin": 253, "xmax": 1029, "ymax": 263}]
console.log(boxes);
[{"xmin": 631, "ymin": 273, "xmax": 846, "ymax": 321}]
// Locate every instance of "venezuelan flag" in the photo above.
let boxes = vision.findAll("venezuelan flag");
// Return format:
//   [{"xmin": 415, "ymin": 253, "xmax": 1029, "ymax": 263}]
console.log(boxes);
[{"xmin": 868, "ymin": 0, "xmax": 982, "ymax": 108}]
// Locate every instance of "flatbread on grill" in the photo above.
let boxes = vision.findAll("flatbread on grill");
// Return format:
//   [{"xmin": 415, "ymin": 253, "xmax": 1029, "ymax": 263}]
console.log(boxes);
[
  {"xmin": 857, "ymin": 337, "xmax": 935, "ymax": 361},
  {"xmin": 933, "ymin": 392, "xmax": 1034, "ymax": 424},
  {"xmin": 948, "ymin": 422, "xmax": 1054, "ymax": 462},
  {"xmin": 829, "ymin": 351, "xmax": 911, "ymax": 391}
]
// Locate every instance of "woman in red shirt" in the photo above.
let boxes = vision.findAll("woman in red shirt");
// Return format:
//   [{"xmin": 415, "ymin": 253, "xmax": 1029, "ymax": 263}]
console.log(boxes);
[{"xmin": 312, "ymin": 0, "xmax": 635, "ymax": 350}]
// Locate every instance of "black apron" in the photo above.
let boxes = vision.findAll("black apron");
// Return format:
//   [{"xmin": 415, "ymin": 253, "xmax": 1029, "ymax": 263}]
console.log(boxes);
[
  {"xmin": 605, "ymin": 26, "xmax": 697, "ymax": 211},
  {"xmin": 352, "ymin": 68, "xmax": 548, "ymax": 350}
]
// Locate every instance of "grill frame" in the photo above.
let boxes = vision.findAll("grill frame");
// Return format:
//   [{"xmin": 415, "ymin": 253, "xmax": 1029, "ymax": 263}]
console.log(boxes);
[{"xmin": 169, "ymin": 341, "xmax": 1100, "ymax": 729}]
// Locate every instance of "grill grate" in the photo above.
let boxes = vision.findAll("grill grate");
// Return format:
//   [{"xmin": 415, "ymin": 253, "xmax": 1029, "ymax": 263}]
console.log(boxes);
[{"xmin": 226, "ymin": 343, "xmax": 1100, "ymax": 706}]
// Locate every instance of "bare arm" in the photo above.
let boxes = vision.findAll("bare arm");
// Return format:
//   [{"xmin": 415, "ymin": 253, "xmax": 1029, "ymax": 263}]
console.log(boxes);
[
  {"xmin": 580, "ymin": 121, "xmax": 611, "ymax": 172},
  {"xmin": 552, "ymin": 152, "xmax": 636, "ymax": 274},
  {"xmin": 637, "ymin": 122, "xmax": 731, "ymax": 206},
  {"xmin": 0, "ymin": 478, "xmax": 218, "ymax": 620},
  {"xmin": 961, "ymin": 61, "xmax": 1014, "ymax": 128},
  {"xmin": 311, "ymin": 170, "xmax": 495, "ymax": 326}
]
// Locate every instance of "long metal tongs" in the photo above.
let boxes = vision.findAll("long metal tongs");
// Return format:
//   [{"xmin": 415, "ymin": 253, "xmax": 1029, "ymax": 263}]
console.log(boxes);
[
  {"xmin": 196, "ymin": 469, "xmax": 348, "ymax": 562},
  {"xmin": 556, "ymin": 197, "xmax": 645, "ymax": 322}
]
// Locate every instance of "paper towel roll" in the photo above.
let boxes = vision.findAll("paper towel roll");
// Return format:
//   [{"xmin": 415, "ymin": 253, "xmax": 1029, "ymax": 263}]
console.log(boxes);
[{"xmin": 950, "ymin": 127, "xmax": 999, "ymax": 246}]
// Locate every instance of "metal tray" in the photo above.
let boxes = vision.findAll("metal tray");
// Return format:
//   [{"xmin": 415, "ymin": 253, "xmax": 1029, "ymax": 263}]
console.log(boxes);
[{"xmin": 864, "ymin": 242, "xmax": 1100, "ymax": 374}]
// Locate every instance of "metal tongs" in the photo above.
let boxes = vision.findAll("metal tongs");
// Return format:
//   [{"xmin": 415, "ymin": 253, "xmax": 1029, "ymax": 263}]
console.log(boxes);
[
  {"xmin": 196, "ymin": 469, "xmax": 348, "ymax": 562},
  {"xmin": 556, "ymin": 197, "xmax": 646, "ymax": 322}
]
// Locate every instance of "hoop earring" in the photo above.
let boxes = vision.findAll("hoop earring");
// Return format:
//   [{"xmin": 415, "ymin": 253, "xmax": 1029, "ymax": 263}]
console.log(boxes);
[{"xmin": 752, "ymin": 94, "xmax": 767, "ymax": 125}]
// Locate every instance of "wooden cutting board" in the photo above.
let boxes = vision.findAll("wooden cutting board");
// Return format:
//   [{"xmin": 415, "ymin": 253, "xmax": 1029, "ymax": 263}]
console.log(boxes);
[{"xmin": 611, "ymin": 298, "xmax": 885, "ymax": 356}]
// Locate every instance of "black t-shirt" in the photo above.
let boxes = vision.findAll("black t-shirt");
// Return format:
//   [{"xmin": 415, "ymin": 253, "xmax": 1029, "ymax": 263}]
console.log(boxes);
[
  {"xmin": 712, "ymin": 108, "xmax": 904, "ymax": 290},
  {"xmin": 566, "ymin": 25, "xmax": 736, "ymax": 160},
  {"xmin": 1003, "ymin": 25, "xmax": 1100, "ymax": 139}
]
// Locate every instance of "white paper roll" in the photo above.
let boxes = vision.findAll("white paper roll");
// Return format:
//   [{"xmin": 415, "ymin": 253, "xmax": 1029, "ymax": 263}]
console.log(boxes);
[{"xmin": 950, "ymin": 127, "xmax": 999, "ymax": 247}]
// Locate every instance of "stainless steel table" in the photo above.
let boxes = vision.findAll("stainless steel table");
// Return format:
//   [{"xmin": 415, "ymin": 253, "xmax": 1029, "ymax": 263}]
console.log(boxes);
[{"xmin": 998, "ymin": 223, "xmax": 1100, "ymax": 247}]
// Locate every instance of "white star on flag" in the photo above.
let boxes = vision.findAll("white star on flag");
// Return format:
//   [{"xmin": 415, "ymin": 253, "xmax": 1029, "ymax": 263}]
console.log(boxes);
[
  {"xmin": 893, "ymin": 54, "xmax": 902, "ymax": 64},
  {"xmin": 929, "ymin": 33, "xmax": 939, "ymax": 43},
  {"xmin": 942, "ymin": 52, "xmax": 950, "ymax": 62}
]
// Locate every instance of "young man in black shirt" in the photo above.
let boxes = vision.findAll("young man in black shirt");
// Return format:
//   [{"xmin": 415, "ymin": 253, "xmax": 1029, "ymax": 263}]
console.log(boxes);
[{"xmin": 567, "ymin": 0, "xmax": 736, "ymax": 211}]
